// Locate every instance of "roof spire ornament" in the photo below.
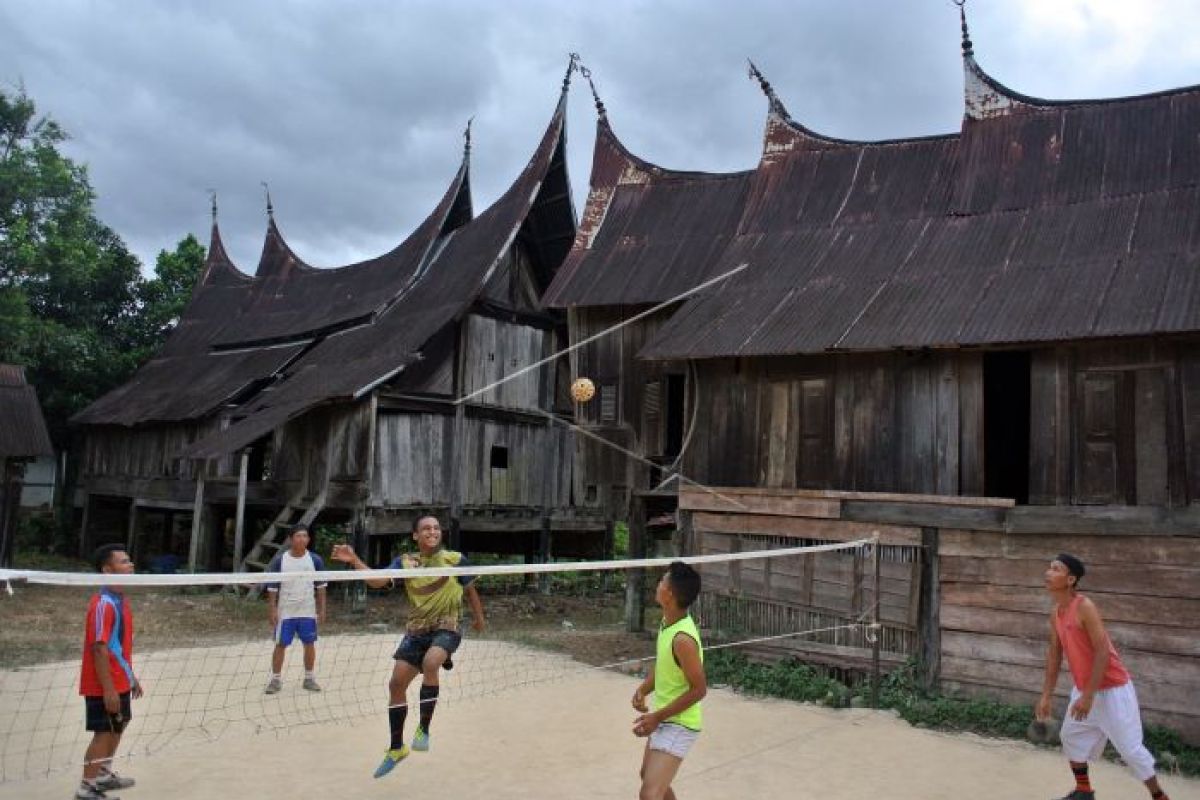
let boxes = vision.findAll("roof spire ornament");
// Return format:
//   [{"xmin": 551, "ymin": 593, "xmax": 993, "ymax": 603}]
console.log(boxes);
[
  {"xmin": 569, "ymin": 53, "xmax": 606, "ymax": 118},
  {"xmin": 954, "ymin": 0, "xmax": 974, "ymax": 57},
  {"xmin": 463, "ymin": 117, "xmax": 473, "ymax": 159},
  {"xmin": 261, "ymin": 181, "xmax": 274, "ymax": 219},
  {"xmin": 208, "ymin": 189, "xmax": 218, "ymax": 224},
  {"xmin": 747, "ymin": 60, "xmax": 777, "ymax": 103}
]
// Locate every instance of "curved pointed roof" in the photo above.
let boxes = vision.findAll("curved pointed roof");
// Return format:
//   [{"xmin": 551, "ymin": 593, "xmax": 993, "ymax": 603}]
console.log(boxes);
[
  {"xmin": 177, "ymin": 87, "xmax": 577, "ymax": 458},
  {"xmin": 74, "ymin": 126, "xmax": 484, "ymax": 428},
  {"xmin": 546, "ymin": 35, "xmax": 1200, "ymax": 359}
]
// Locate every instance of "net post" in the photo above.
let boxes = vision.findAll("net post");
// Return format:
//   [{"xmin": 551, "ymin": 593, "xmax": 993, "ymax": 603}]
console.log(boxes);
[{"xmin": 870, "ymin": 532, "xmax": 881, "ymax": 709}]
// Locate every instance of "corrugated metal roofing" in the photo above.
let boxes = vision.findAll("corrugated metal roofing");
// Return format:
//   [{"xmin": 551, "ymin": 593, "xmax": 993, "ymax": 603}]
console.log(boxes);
[
  {"xmin": 76, "ymin": 90, "xmax": 575, "ymax": 462},
  {"xmin": 543, "ymin": 59, "xmax": 1200, "ymax": 360},
  {"xmin": 0, "ymin": 365, "xmax": 54, "ymax": 458}
]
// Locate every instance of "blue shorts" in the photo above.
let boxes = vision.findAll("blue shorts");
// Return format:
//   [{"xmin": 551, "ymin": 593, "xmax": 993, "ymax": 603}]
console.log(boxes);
[
  {"xmin": 393, "ymin": 629, "xmax": 462, "ymax": 669},
  {"xmin": 276, "ymin": 617, "xmax": 318, "ymax": 646}
]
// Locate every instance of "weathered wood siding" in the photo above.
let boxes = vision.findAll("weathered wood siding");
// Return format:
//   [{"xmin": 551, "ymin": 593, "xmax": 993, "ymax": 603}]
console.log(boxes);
[
  {"xmin": 82, "ymin": 420, "xmax": 232, "ymax": 481},
  {"xmin": 459, "ymin": 416, "xmax": 571, "ymax": 507},
  {"xmin": 1028, "ymin": 339, "xmax": 1195, "ymax": 506},
  {"xmin": 371, "ymin": 412, "xmax": 571, "ymax": 509},
  {"xmin": 680, "ymin": 485, "xmax": 1200, "ymax": 744},
  {"xmin": 274, "ymin": 400, "xmax": 373, "ymax": 491},
  {"xmin": 571, "ymin": 307, "xmax": 682, "ymax": 515},
  {"xmin": 682, "ymin": 352, "xmax": 985, "ymax": 496},
  {"xmin": 939, "ymin": 527, "xmax": 1200, "ymax": 743},
  {"xmin": 680, "ymin": 486, "xmax": 927, "ymax": 670},
  {"xmin": 461, "ymin": 314, "xmax": 551, "ymax": 410},
  {"xmin": 371, "ymin": 412, "xmax": 452, "ymax": 505}
]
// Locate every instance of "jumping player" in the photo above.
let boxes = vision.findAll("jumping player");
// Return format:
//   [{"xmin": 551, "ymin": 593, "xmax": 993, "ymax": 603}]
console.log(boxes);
[{"xmin": 331, "ymin": 515, "xmax": 485, "ymax": 777}]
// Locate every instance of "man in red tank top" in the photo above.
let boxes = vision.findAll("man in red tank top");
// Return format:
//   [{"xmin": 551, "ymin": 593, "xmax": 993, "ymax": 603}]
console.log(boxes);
[{"xmin": 1036, "ymin": 554, "xmax": 1170, "ymax": 800}]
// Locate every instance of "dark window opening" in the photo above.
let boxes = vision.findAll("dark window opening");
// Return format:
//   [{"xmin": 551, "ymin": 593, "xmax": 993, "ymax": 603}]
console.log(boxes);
[
  {"xmin": 490, "ymin": 445, "xmax": 509, "ymax": 469},
  {"xmin": 246, "ymin": 434, "xmax": 273, "ymax": 481},
  {"xmin": 489, "ymin": 445, "xmax": 510, "ymax": 503},
  {"xmin": 665, "ymin": 374, "xmax": 686, "ymax": 459},
  {"xmin": 984, "ymin": 351, "xmax": 1031, "ymax": 503}
]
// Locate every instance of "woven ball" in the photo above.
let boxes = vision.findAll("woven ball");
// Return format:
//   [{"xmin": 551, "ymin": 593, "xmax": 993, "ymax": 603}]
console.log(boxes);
[{"xmin": 570, "ymin": 377, "xmax": 596, "ymax": 403}]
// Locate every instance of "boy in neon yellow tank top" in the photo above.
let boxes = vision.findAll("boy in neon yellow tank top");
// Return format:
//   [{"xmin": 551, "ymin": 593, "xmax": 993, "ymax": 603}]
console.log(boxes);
[{"xmin": 632, "ymin": 561, "xmax": 706, "ymax": 800}]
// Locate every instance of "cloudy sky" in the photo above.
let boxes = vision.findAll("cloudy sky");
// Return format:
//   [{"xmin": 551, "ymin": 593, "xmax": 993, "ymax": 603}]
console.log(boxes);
[{"xmin": 3, "ymin": 0, "xmax": 1200, "ymax": 272}]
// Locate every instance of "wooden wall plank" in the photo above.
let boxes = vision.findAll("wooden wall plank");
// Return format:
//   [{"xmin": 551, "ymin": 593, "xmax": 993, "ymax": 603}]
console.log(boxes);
[
  {"xmin": 941, "ymin": 556, "xmax": 1200, "ymax": 598},
  {"xmin": 939, "ymin": 528, "xmax": 1200, "ymax": 564},
  {"xmin": 692, "ymin": 512, "xmax": 920, "ymax": 546},
  {"xmin": 941, "ymin": 583, "xmax": 1200, "ymax": 628}
]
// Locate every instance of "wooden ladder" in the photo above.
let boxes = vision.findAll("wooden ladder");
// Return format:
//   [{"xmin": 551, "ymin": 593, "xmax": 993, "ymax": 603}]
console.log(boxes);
[{"xmin": 240, "ymin": 483, "xmax": 328, "ymax": 573}]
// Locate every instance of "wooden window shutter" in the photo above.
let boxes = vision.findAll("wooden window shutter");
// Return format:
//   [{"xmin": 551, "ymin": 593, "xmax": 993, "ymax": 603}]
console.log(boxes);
[
  {"xmin": 599, "ymin": 383, "xmax": 618, "ymax": 423},
  {"xmin": 797, "ymin": 377, "xmax": 833, "ymax": 489},
  {"xmin": 1074, "ymin": 371, "xmax": 1133, "ymax": 505},
  {"xmin": 642, "ymin": 379, "xmax": 663, "ymax": 455}
]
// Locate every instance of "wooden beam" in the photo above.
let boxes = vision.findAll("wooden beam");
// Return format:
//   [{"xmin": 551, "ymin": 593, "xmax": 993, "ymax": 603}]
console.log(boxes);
[
  {"xmin": 188, "ymin": 465, "xmax": 206, "ymax": 572},
  {"xmin": 124, "ymin": 497, "xmax": 138, "ymax": 560},
  {"xmin": 232, "ymin": 451, "xmax": 249, "ymax": 573}
]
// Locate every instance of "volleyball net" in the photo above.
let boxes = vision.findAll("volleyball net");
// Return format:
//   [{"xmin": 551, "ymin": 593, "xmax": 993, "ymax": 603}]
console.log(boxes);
[{"xmin": 0, "ymin": 535, "xmax": 882, "ymax": 785}]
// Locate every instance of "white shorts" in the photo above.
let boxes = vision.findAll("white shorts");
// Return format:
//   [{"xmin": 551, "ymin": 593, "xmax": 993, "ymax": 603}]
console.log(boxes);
[
  {"xmin": 1060, "ymin": 682, "xmax": 1156, "ymax": 781},
  {"xmin": 648, "ymin": 722, "xmax": 699, "ymax": 759}
]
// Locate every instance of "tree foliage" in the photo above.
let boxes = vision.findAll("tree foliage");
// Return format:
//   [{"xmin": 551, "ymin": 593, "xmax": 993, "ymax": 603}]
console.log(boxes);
[{"xmin": 0, "ymin": 87, "xmax": 203, "ymax": 444}]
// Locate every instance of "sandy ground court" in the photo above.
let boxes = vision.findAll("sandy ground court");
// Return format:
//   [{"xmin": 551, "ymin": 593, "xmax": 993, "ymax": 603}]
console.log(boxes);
[{"xmin": 2, "ymin": 636, "xmax": 1198, "ymax": 799}]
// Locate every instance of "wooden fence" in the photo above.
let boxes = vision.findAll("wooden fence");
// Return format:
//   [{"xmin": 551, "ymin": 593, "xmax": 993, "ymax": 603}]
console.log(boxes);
[{"xmin": 679, "ymin": 487, "xmax": 1200, "ymax": 743}]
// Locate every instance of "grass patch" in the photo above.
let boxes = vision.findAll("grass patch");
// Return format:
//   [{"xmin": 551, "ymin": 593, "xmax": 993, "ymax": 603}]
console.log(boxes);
[{"xmin": 706, "ymin": 653, "xmax": 1200, "ymax": 777}]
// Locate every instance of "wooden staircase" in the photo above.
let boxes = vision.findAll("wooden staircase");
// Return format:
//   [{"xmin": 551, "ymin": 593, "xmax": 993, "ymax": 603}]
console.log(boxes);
[{"xmin": 240, "ymin": 484, "xmax": 327, "ymax": 573}]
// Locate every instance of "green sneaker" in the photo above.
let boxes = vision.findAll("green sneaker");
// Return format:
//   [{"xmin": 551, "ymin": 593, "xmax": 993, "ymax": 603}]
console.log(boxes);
[
  {"xmin": 373, "ymin": 745, "xmax": 410, "ymax": 778},
  {"xmin": 412, "ymin": 726, "xmax": 430, "ymax": 752}
]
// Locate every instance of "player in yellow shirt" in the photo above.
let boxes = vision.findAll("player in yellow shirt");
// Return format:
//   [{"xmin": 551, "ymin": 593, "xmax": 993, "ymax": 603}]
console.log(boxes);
[
  {"xmin": 631, "ymin": 561, "xmax": 706, "ymax": 800},
  {"xmin": 332, "ymin": 515, "xmax": 485, "ymax": 778}
]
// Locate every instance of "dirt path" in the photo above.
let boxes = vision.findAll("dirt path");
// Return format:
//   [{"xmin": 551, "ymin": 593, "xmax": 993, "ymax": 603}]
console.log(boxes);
[{"xmin": 2, "ymin": 637, "xmax": 1197, "ymax": 800}]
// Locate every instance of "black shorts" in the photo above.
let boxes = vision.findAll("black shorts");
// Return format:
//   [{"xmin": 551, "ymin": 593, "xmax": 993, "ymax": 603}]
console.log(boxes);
[
  {"xmin": 393, "ymin": 629, "xmax": 462, "ymax": 669},
  {"xmin": 84, "ymin": 692, "xmax": 132, "ymax": 734}
]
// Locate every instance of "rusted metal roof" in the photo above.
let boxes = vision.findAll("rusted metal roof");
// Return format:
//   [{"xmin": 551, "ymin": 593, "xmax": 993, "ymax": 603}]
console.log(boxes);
[
  {"xmin": 76, "ymin": 89, "xmax": 575, "ymax": 461},
  {"xmin": 544, "ymin": 60, "xmax": 1200, "ymax": 360},
  {"xmin": 179, "ymin": 92, "xmax": 575, "ymax": 459},
  {"xmin": 0, "ymin": 365, "xmax": 54, "ymax": 458}
]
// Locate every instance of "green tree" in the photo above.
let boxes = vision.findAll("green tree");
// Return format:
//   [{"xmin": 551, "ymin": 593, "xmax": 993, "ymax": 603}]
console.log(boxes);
[
  {"xmin": 0, "ymin": 87, "xmax": 200, "ymax": 443},
  {"xmin": 136, "ymin": 234, "xmax": 206, "ymax": 356}
]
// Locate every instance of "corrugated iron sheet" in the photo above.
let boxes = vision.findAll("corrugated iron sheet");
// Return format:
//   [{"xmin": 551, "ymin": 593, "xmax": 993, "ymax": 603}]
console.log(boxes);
[
  {"xmin": 78, "ymin": 92, "xmax": 575, "ymax": 462},
  {"xmin": 0, "ymin": 365, "xmax": 54, "ymax": 458},
  {"xmin": 544, "ymin": 74, "xmax": 1200, "ymax": 360},
  {"xmin": 180, "ymin": 94, "xmax": 574, "ymax": 459}
]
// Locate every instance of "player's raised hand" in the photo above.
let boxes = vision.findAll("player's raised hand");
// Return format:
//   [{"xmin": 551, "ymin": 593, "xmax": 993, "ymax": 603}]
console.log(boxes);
[{"xmin": 330, "ymin": 543, "xmax": 357, "ymax": 564}]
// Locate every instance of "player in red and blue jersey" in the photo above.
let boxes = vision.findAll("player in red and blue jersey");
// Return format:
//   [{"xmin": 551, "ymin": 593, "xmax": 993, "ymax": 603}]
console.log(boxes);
[{"xmin": 77, "ymin": 544, "xmax": 143, "ymax": 800}]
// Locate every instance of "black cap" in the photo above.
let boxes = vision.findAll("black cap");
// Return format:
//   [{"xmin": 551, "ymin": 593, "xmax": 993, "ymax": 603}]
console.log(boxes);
[{"xmin": 1056, "ymin": 553, "xmax": 1085, "ymax": 580}]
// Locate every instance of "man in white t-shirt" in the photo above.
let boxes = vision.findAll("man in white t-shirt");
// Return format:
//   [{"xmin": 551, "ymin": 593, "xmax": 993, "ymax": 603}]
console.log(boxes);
[{"xmin": 264, "ymin": 525, "xmax": 327, "ymax": 694}]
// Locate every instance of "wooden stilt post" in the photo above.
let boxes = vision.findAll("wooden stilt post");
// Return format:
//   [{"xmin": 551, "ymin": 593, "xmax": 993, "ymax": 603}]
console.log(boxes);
[
  {"xmin": 625, "ymin": 493, "xmax": 646, "ymax": 632},
  {"xmin": 125, "ymin": 498, "xmax": 138, "ymax": 560},
  {"xmin": 188, "ymin": 463, "xmax": 207, "ymax": 573},
  {"xmin": 233, "ymin": 450, "xmax": 249, "ymax": 572}
]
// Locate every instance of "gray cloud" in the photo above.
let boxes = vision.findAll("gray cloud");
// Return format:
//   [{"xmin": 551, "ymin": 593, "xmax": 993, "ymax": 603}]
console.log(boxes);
[{"xmin": 2, "ymin": 0, "xmax": 1199, "ymax": 272}]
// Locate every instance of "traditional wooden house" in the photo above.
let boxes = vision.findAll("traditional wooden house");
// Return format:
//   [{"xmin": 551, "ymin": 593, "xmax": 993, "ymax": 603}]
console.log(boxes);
[
  {"xmin": 544, "ymin": 21, "xmax": 1200, "ymax": 739},
  {"xmin": 546, "ymin": 26, "xmax": 1200, "ymax": 523},
  {"xmin": 72, "ymin": 72, "xmax": 606, "ymax": 572},
  {"xmin": 0, "ymin": 365, "xmax": 55, "ymax": 567}
]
